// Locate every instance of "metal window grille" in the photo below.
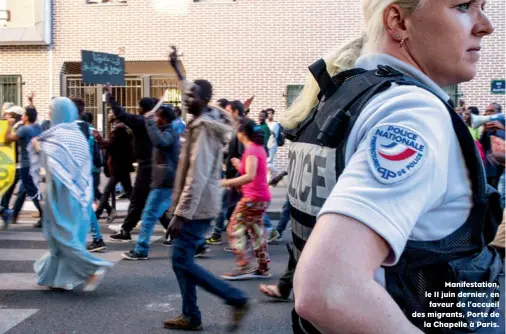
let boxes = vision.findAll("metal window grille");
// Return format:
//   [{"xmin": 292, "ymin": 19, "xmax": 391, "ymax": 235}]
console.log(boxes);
[
  {"xmin": 286, "ymin": 84, "xmax": 304, "ymax": 107},
  {"xmin": 63, "ymin": 74, "xmax": 182, "ymax": 131},
  {"xmin": 150, "ymin": 77, "xmax": 182, "ymax": 107},
  {"xmin": 442, "ymin": 85, "xmax": 463, "ymax": 106},
  {"xmin": 0, "ymin": 75, "xmax": 22, "ymax": 106},
  {"xmin": 65, "ymin": 75, "xmax": 99, "ymax": 126}
]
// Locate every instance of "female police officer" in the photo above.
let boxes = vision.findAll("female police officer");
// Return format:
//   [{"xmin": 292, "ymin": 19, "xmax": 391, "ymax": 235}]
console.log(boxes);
[{"xmin": 286, "ymin": 0, "xmax": 501, "ymax": 333}]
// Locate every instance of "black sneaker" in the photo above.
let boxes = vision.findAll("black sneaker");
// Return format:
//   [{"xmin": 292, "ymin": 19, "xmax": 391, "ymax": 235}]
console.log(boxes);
[
  {"xmin": 162, "ymin": 239, "xmax": 175, "ymax": 247},
  {"xmin": 87, "ymin": 239, "xmax": 106, "ymax": 252},
  {"xmin": 122, "ymin": 250, "xmax": 148, "ymax": 260},
  {"xmin": 194, "ymin": 245, "xmax": 210, "ymax": 258},
  {"xmin": 109, "ymin": 230, "xmax": 132, "ymax": 242},
  {"xmin": 33, "ymin": 220, "xmax": 42, "ymax": 228},
  {"xmin": 206, "ymin": 233, "xmax": 223, "ymax": 245}
]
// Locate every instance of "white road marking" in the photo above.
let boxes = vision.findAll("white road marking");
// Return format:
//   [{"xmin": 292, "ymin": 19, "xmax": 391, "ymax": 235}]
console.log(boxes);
[{"xmin": 0, "ymin": 309, "xmax": 38, "ymax": 334}]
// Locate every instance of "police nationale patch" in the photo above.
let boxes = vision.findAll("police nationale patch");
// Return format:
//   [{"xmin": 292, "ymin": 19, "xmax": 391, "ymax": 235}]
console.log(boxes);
[{"xmin": 367, "ymin": 124, "xmax": 427, "ymax": 184}]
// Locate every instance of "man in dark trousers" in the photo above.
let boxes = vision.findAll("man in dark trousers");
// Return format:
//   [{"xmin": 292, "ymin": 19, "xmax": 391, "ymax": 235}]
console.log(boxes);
[
  {"xmin": 92, "ymin": 115, "xmax": 134, "ymax": 224},
  {"xmin": 105, "ymin": 86, "xmax": 156, "ymax": 242},
  {"xmin": 165, "ymin": 46, "xmax": 250, "ymax": 331},
  {"xmin": 4, "ymin": 107, "xmax": 42, "ymax": 228}
]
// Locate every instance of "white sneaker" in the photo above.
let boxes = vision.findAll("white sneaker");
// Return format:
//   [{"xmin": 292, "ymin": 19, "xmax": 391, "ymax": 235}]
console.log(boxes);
[{"xmin": 108, "ymin": 223, "xmax": 122, "ymax": 232}]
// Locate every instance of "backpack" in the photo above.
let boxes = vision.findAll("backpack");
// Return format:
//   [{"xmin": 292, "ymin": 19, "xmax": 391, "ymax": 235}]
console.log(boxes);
[
  {"xmin": 275, "ymin": 123, "xmax": 285, "ymax": 147},
  {"xmin": 77, "ymin": 121, "xmax": 102, "ymax": 172}
]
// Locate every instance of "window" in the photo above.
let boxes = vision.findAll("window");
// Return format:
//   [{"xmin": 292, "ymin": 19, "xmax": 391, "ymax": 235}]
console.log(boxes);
[
  {"xmin": 286, "ymin": 85, "xmax": 304, "ymax": 107},
  {"xmin": 442, "ymin": 84, "xmax": 462, "ymax": 106},
  {"xmin": 0, "ymin": 75, "xmax": 21, "ymax": 106}
]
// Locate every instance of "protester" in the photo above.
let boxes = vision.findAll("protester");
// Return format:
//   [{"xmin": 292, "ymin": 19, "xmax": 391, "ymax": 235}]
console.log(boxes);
[
  {"xmin": 171, "ymin": 106, "xmax": 186, "ymax": 135},
  {"xmin": 106, "ymin": 86, "xmax": 155, "ymax": 241},
  {"xmin": 480, "ymin": 102, "xmax": 505, "ymax": 189},
  {"xmin": 4, "ymin": 107, "xmax": 43, "ymax": 228},
  {"xmin": 220, "ymin": 118, "xmax": 271, "ymax": 280},
  {"xmin": 78, "ymin": 109, "xmax": 103, "ymax": 207},
  {"xmin": 93, "ymin": 115, "xmax": 134, "ymax": 224},
  {"xmin": 464, "ymin": 106, "xmax": 482, "ymax": 140},
  {"xmin": 257, "ymin": 110, "xmax": 270, "ymax": 154},
  {"xmin": 216, "ymin": 98, "xmax": 229, "ymax": 109},
  {"xmin": 30, "ymin": 97, "xmax": 112, "ymax": 291},
  {"xmin": 1, "ymin": 102, "xmax": 14, "ymax": 117},
  {"xmin": 267, "ymin": 171, "xmax": 290, "ymax": 243},
  {"xmin": 165, "ymin": 46, "xmax": 250, "ymax": 331},
  {"xmin": 265, "ymin": 108, "xmax": 281, "ymax": 176},
  {"xmin": 275, "ymin": 1, "xmax": 502, "ymax": 333},
  {"xmin": 67, "ymin": 98, "xmax": 108, "ymax": 253},
  {"xmin": 123, "ymin": 105, "xmax": 179, "ymax": 260},
  {"xmin": 0, "ymin": 106, "xmax": 24, "ymax": 227},
  {"xmin": 206, "ymin": 100, "xmax": 245, "ymax": 245}
]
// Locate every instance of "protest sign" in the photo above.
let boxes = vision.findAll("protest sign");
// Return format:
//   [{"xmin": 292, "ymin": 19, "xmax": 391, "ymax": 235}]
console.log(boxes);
[{"xmin": 81, "ymin": 50, "xmax": 125, "ymax": 86}]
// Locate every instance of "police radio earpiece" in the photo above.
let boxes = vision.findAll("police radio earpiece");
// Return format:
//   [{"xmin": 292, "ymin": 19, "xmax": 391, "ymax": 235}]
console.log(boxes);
[{"xmin": 471, "ymin": 113, "xmax": 505, "ymax": 129}]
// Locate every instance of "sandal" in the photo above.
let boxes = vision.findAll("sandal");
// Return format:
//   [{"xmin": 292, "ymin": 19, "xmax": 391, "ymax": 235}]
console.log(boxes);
[{"xmin": 259, "ymin": 284, "xmax": 290, "ymax": 301}]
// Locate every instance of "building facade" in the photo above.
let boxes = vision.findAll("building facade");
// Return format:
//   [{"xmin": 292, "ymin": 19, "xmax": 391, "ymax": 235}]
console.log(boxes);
[{"xmin": 0, "ymin": 0, "xmax": 505, "ymax": 168}]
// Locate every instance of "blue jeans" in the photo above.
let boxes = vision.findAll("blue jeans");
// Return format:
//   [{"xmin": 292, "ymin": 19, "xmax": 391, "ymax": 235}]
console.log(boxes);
[
  {"xmin": 172, "ymin": 219, "xmax": 248, "ymax": 324},
  {"xmin": 498, "ymin": 171, "xmax": 505, "ymax": 209},
  {"xmin": 12, "ymin": 166, "xmax": 42, "ymax": 219},
  {"xmin": 89, "ymin": 204, "xmax": 103, "ymax": 242},
  {"xmin": 264, "ymin": 213, "xmax": 272, "ymax": 229},
  {"xmin": 213, "ymin": 189, "xmax": 228, "ymax": 235},
  {"xmin": 135, "ymin": 188, "xmax": 172, "ymax": 256},
  {"xmin": 276, "ymin": 198, "xmax": 291, "ymax": 235}
]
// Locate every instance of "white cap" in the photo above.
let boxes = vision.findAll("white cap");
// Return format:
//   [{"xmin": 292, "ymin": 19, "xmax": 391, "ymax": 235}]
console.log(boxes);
[
  {"xmin": 6, "ymin": 106, "xmax": 24, "ymax": 116},
  {"xmin": 2, "ymin": 102, "xmax": 14, "ymax": 111}
]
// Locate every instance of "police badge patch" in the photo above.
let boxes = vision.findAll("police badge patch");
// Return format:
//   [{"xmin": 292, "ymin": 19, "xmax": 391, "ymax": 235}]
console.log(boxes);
[{"xmin": 367, "ymin": 124, "xmax": 428, "ymax": 184}]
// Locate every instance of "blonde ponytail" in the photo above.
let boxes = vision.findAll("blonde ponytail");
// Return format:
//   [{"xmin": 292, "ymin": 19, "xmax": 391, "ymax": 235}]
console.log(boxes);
[{"xmin": 281, "ymin": 36, "xmax": 365, "ymax": 129}]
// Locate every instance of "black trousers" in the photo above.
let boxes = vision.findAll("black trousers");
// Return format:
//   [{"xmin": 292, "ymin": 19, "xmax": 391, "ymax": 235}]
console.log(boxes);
[
  {"xmin": 93, "ymin": 172, "xmax": 102, "ymax": 202},
  {"xmin": 96, "ymin": 172, "xmax": 133, "ymax": 218},
  {"xmin": 278, "ymin": 243, "xmax": 296, "ymax": 298},
  {"xmin": 1, "ymin": 168, "xmax": 20, "ymax": 211},
  {"xmin": 121, "ymin": 164, "xmax": 152, "ymax": 233}
]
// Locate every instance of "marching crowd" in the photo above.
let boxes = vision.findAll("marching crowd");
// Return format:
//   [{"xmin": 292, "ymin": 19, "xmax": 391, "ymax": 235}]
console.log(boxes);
[
  {"xmin": 0, "ymin": 46, "xmax": 291, "ymax": 330},
  {"xmin": 0, "ymin": 0, "xmax": 505, "ymax": 332}
]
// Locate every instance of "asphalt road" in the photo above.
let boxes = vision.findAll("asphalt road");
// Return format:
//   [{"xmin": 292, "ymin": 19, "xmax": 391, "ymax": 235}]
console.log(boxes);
[
  {"xmin": 1, "ymin": 217, "xmax": 505, "ymax": 334},
  {"xmin": 0, "ymin": 220, "xmax": 294, "ymax": 334}
]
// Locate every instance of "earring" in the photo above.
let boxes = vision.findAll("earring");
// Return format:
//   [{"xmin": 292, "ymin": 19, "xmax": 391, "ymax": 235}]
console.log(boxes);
[
  {"xmin": 395, "ymin": 34, "xmax": 401, "ymax": 39},
  {"xmin": 400, "ymin": 38, "xmax": 405, "ymax": 48}
]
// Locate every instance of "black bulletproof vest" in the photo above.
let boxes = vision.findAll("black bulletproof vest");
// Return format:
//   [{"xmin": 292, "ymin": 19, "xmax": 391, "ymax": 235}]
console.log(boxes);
[{"xmin": 287, "ymin": 59, "xmax": 503, "ymax": 333}]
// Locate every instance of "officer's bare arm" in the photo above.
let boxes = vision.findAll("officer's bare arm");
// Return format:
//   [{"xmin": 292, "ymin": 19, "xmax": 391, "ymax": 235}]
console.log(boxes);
[{"xmin": 294, "ymin": 213, "xmax": 423, "ymax": 334}]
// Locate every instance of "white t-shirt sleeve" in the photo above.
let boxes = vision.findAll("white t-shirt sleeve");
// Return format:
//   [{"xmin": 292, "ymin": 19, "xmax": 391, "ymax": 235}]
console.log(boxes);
[{"xmin": 318, "ymin": 86, "xmax": 452, "ymax": 266}]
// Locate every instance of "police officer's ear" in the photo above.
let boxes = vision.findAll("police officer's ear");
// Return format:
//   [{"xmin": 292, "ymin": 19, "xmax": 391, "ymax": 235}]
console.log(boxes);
[{"xmin": 383, "ymin": 4, "xmax": 410, "ymax": 43}]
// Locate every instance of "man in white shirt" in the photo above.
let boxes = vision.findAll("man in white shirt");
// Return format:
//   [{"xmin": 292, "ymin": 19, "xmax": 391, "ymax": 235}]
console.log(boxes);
[{"xmin": 266, "ymin": 108, "xmax": 280, "ymax": 177}]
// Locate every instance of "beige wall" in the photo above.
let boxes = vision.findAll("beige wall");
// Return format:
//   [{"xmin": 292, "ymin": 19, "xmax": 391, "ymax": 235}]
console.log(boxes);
[
  {"xmin": 0, "ymin": 0, "xmax": 504, "ymax": 168},
  {"xmin": 459, "ymin": 0, "xmax": 506, "ymax": 110}
]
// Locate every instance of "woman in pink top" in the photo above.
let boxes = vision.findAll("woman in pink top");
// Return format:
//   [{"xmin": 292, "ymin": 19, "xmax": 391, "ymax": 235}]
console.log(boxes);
[{"xmin": 220, "ymin": 118, "xmax": 271, "ymax": 280}]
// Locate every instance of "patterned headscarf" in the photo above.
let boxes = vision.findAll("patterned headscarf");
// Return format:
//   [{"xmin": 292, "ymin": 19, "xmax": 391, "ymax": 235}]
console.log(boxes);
[{"xmin": 29, "ymin": 97, "xmax": 92, "ymax": 207}]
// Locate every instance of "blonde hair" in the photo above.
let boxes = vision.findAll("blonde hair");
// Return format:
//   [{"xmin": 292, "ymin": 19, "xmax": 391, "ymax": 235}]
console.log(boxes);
[{"xmin": 281, "ymin": 0, "xmax": 425, "ymax": 129}]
